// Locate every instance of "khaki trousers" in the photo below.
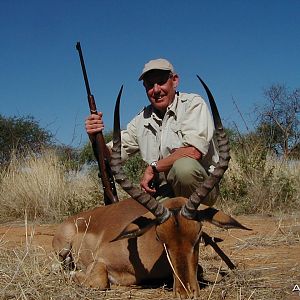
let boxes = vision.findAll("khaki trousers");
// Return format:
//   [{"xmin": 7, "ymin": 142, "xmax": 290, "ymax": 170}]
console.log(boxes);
[{"xmin": 156, "ymin": 157, "xmax": 219, "ymax": 206}]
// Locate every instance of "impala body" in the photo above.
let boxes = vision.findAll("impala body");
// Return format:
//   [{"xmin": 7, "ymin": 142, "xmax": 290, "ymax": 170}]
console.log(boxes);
[
  {"xmin": 53, "ymin": 199, "xmax": 168, "ymax": 285},
  {"xmin": 53, "ymin": 197, "xmax": 246, "ymax": 298}
]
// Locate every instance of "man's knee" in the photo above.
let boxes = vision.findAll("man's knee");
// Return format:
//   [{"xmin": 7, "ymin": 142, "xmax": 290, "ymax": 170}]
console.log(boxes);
[
  {"xmin": 166, "ymin": 157, "xmax": 218, "ymax": 205},
  {"xmin": 169, "ymin": 157, "xmax": 206, "ymax": 185}
]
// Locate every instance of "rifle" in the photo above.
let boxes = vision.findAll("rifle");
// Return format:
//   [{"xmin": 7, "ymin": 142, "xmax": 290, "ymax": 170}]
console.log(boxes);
[{"xmin": 76, "ymin": 41, "xmax": 119, "ymax": 205}]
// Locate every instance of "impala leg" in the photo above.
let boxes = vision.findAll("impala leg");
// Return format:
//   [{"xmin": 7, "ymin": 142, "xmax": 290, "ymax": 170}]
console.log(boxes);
[{"xmin": 73, "ymin": 261, "xmax": 109, "ymax": 289}]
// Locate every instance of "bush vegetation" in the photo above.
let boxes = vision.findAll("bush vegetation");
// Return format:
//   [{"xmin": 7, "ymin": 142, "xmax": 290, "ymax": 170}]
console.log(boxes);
[
  {"xmin": 0, "ymin": 139, "xmax": 299, "ymax": 223},
  {"xmin": 0, "ymin": 114, "xmax": 53, "ymax": 165},
  {"xmin": 219, "ymin": 134, "xmax": 300, "ymax": 215},
  {"xmin": 0, "ymin": 149, "xmax": 102, "ymax": 223}
]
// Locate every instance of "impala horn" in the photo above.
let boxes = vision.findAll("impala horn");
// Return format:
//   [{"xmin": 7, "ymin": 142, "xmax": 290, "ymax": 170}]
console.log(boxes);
[
  {"xmin": 110, "ymin": 85, "xmax": 171, "ymax": 224},
  {"xmin": 181, "ymin": 76, "xmax": 231, "ymax": 220}
]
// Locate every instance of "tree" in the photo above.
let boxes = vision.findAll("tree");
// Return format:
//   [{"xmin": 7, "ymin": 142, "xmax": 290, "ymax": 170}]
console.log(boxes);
[
  {"xmin": 257, "ymin": 84, "xmax": 300, "ymax": 158},
  {"xmin": 0, "ymin": 114, "xmax": 53, "ymax": 165}
]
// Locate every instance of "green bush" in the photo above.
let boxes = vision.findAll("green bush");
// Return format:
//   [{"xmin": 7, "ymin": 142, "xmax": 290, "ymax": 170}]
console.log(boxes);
[
  {"xmin": 124, "ymin": 153, "xmax": 147, "ymax": 184},
  {"xmin": 0, "ymin": 115, "xmax": 53, "ymax": 165},
  {"xmin": 219, "ymin": 147, "xmax": 299, "ymax": 215}
]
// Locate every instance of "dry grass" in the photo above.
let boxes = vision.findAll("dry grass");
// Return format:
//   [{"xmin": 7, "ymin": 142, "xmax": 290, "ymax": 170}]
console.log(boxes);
[
  {"xmin": 219, "ymin": 151, "xmax": 300, "ymax": 215},
  {"xmin": 0, "ymin": 245, "xmax": 294, "ymax": 300},
  {"xmin": 0, "ymin": 150, "xmax": 103, "ymax": 223},
  {"xmin": 1, "ymin": 216, "xmax": 299, "ymax": 299},
  {"xmin": 198, "ymin": 218, "xmax": 300, "ymax": 300},
  {"xmin": 234, "ymin": 220, "xmax": 300, "ymax": 250},
  {"xmin": 0, "ymin": 148, "xmax": 299, "ymax": 223}
]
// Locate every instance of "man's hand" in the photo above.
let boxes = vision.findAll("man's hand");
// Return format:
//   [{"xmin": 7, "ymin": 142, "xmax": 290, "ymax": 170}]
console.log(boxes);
[
  {"xmin": 140, "ymin": 166, "xmax": 157, "ymax": 195},
  {"xmin": 85, "ymin": 112, "xmax": 104, "ymax": 135}
]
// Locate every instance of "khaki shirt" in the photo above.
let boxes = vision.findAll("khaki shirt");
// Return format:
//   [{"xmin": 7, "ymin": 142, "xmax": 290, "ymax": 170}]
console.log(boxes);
[{"xmin": 111, "ymin": 92, "xmax": 219, "ymax": 172}]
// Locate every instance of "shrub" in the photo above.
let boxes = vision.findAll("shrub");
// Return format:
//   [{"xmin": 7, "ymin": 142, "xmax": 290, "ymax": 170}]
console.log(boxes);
[
  {"xmin": 219, "ymin": 150, "xmax": 300, "ymax": 215},
  {"xmin": 0, "ymin": 115, "xmax": 53, "ymax": 165},
  {"xmin": 124, "ymin": 153, "xmax": 147, "ymax": 184}
]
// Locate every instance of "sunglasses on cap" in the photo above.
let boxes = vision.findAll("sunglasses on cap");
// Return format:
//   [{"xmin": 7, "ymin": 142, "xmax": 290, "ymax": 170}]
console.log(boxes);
[{"xmin": 143, "ymin": 71, "xmax": 173, "ymax": 89}]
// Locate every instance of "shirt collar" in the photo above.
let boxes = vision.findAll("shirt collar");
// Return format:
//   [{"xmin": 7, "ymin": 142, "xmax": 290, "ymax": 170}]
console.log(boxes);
[{"xmin": 166, "ymin": 92, "xmax": 180, "ymax": 116}]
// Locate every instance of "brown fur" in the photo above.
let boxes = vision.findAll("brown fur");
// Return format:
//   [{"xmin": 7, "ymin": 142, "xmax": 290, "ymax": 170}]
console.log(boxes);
[{"xmin": 53, "ymin": 197, "xmax": 247, "ymax": 298}]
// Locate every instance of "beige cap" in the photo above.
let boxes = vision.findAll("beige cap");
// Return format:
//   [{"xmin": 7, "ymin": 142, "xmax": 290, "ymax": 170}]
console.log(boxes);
[{"xmin": 139, "ymin": 58, "xmax": 174, "ymax": 81}]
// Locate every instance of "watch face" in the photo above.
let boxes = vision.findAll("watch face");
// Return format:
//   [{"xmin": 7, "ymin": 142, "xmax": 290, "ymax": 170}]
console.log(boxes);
[{"xmin": 150, "ymin": 161, "xmax": 158, "ymax": 172}]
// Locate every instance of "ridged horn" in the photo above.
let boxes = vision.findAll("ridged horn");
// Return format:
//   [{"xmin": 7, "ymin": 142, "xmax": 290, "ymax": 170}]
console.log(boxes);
[
  {"xmin": 110, "ymin": 85, "xmax": 171, "ymax": 224},
  {"xmin": 181, "ymin": 76, "xmax": 230, "ymax": 220}
]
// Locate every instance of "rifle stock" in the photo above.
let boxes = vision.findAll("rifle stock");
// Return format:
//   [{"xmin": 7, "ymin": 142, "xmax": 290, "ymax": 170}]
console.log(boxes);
[{"xmin": 76, "ymin": 42, "xmax": 118, "ymax": 205}]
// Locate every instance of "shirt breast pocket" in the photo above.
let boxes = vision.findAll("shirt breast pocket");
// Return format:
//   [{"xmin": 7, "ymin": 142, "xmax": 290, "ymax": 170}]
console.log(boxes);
[
  {"xmin": 138, "ymin": 124, "xmax": 159, "ymax": 162},
  {"xmin": 168, "ymin": 123, "xmax": 183, "ymax": 149}
]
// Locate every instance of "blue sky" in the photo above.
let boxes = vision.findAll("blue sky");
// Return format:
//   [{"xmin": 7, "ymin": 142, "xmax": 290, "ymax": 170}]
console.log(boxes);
[{"xmin": 1, "ymin": 0, "xmax": 299, "ymax": 147}]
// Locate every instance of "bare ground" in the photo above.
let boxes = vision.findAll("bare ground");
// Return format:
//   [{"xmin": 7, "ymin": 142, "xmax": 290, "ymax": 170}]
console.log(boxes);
[{"xmin": 0, "ymin": 214, "xmax": 299, "ymax": 299}]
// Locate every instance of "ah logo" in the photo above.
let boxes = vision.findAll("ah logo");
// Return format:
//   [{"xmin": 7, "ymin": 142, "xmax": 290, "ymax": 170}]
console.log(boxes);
[{"xmin": 292, "ymin": 284, "xmax": 300, "ymax": 295}]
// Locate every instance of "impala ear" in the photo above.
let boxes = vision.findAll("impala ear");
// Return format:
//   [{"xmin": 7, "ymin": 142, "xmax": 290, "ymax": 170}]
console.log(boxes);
[
  {"xmin": 196, "ymin": 208, "xmax": 251, "ymax": 231},
  {"xmin": 110, "ymin": 216, "xmax": 157, "ymax": 242}
]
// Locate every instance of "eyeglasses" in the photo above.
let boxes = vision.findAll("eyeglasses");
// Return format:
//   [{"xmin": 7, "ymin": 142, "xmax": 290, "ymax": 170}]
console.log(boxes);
[{"xmin": 143, "ymin": 72, "xmax": 173, "ymax": 90}]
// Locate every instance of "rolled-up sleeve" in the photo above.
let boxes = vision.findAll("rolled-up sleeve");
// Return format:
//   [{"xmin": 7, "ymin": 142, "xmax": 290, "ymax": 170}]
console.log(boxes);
[{"xmin": 180, "ymin": 95, "xmax": 215, "ymax": 156}]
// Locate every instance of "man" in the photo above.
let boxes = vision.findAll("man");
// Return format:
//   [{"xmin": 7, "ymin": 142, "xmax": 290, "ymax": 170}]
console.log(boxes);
[{"xmin": 85, "ymin": 58, "xmax": 219, "ymax": 205}]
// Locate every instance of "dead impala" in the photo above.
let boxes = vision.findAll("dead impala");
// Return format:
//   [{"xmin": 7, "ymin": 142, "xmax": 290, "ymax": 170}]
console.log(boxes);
[{"xmin": 53, "ymin": 77, "xmax": 250, "ymax": 299}]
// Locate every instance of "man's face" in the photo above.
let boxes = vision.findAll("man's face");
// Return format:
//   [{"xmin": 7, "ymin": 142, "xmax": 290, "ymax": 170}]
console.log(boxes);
[{"xmin": 143, "ymin": 70, "xmax": 179, "ymax": 113}]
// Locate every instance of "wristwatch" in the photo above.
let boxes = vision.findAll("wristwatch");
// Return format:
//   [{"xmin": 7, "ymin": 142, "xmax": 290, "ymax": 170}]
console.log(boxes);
[{"xmin": 150, "ymin": 161, "xmax": 158, "ymax": 173}]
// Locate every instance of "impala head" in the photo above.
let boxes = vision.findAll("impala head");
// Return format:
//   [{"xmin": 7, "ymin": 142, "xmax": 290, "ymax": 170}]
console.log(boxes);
[{"xmin": 110, "ymin": 78, "xmax": 249, "ymax": 299}]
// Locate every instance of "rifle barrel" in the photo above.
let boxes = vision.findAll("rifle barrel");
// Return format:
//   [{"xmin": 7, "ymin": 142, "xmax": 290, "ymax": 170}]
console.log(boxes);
[{"xmin": 76, "ymin": 42, "xmax": 92, "ymax": 98}]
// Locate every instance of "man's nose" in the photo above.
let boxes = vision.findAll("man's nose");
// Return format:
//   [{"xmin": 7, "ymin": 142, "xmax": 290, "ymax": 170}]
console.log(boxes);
[{"xmin": 153, "ymin": 83, "xmax": 161, "ymax": 93}]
